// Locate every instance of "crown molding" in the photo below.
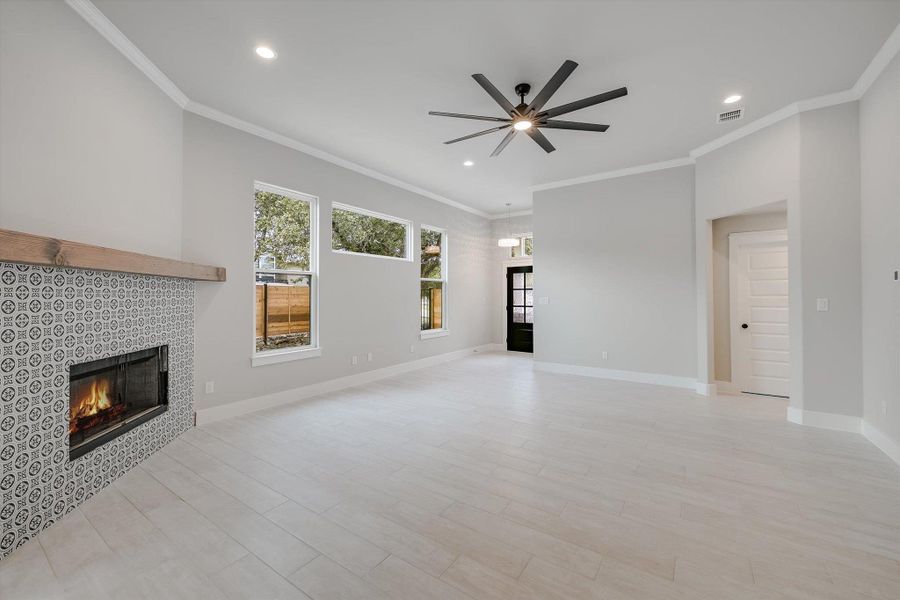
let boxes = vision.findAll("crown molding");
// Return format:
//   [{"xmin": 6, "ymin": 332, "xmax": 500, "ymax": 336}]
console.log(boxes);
[
  {"xmin": 487, "ymin": 209, "xmax": 533, "ymax": 220},
  {"xmin": 531, "ymin": 20, "xmax": 900, "ymax": 191},
  {"xmin": 65, "ymin": 0, "xmax": 189, "ymax": 108},
  {"xmin": 853, "ymin": 21, "xmax": 900, "ymax": 98},
  {"xmin": 65, "ymin": 0, "xmax": 489, "ymax": 220},
  {"xmin": 66, "ymin": 1, "xmax": 900, "ymax": 211},
  {"xmin": 531, "ymin": 157, "xmax": 695, "ymax": 192},
  {"xmin": 184, "ymin": 102, "xmax": 490, "ymax": 218}
]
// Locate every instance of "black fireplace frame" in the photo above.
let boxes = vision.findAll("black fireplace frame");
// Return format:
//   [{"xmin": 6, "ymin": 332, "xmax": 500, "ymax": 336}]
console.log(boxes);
[{"xmin": 68, "ymin": 345, "xmax": 169, "ymax": 460}]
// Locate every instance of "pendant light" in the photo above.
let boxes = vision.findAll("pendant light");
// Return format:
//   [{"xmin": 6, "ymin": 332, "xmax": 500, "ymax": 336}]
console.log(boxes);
[{"xmin": 497, "ymin": 203, "xmax": 519, "ymax": 248}]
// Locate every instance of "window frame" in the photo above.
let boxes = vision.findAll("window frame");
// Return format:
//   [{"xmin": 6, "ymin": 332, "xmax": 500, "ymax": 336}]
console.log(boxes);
[
  {"xmin": 251, "ymin": 181, "xmax": 321, "ymax": 367},
  {"xmin": 509, "ymin": 233, "xmax": 533, "ymax": 258},
  {"xmin": 419, "ymin": 224, "xmax": 449, "ymax": 339},
  {"xmin": 331, "ymin": 202, "xmax": 413, "ymax": 262}
]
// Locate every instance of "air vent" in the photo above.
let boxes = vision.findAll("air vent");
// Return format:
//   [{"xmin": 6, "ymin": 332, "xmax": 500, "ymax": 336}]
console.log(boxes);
[{"xmin": 717, "ymin": 107, "xmax": 744, "ymax": 123}]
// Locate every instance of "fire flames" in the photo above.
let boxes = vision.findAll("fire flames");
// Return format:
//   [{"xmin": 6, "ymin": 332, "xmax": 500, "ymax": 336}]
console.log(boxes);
[{"xmin": 69, "ymin": 378, "xmax": 113, "ymax": 433}]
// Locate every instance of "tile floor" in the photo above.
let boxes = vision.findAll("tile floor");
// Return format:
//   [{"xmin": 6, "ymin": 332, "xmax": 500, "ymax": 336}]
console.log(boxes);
[{"xmin": 2, "ymin": 352, "xmax": 899, "ymax": 599}]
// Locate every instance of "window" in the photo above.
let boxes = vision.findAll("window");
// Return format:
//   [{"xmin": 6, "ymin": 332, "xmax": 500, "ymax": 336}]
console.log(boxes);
[
  {"xmin": 332, "ymin": 203, "xmax": 412, "ymax": 260},
  {"xmin": 253, "ymin": 182, "xmax": 319, "ymax": 366},
  {"xmin": 420, "ymin": 226, "xmax": 447, "ymax": 337},
  {"xmin": 510, "ymin": 234, "xmax": 533, "ymax": 258}
]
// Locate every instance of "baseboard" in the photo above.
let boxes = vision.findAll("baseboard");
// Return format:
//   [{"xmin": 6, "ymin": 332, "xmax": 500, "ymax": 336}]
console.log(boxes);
[
  {"xmin": 195, "ymin": 344, "xmax": 498, "ymax": 424},
  {"xmin": 532, "ymin": 361, "xmax": 697, "ymax": 391},
  {"xmin": 695, "ymin": 382, "xmax": 716, "ymax": 396},
  {"xmin": 786, "ymin": 406, "xmax": 862, "ymax": 433},
  {"xmin": 862, "ymin": 421, "xmax": 900, "ymax": 466}
]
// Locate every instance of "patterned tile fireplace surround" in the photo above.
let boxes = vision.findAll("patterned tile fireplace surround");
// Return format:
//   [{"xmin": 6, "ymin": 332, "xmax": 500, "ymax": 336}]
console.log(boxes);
[{"xmin": 0, "ymin": 262, "xmax": 194, "ymax": 558}]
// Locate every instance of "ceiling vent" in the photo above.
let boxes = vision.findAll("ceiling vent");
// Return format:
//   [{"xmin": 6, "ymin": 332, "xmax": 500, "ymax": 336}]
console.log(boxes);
[{"xmin": 717, "ymin": 107, "xmax": 744, "ymax": 123}]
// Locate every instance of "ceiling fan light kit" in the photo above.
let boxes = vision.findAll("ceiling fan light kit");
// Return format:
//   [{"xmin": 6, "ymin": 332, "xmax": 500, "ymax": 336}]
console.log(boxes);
[{"xmin": 429, "ymin": 59, "xmax": 627, "ymax": 156}]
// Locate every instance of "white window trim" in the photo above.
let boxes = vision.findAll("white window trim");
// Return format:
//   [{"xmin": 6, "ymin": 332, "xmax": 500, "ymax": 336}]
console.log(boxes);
[
  {"xmin": 331, "ymin": 202, "xmax": 413, "ymax": 262},
  {"xmin": 420, "ymin": 224, "xmax": 449, "ymax": 338},
  {"xmin": 252, "ymin": 181, "xmax": 321, "ymax": 367}
]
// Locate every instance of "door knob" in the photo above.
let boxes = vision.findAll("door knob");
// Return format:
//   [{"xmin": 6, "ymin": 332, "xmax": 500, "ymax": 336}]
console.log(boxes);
[{"xmin": 741, "ymin": 323, "xmax": 749, "ymax": 329}]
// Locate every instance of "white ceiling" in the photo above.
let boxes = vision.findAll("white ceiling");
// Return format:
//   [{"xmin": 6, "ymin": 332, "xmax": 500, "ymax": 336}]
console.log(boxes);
[{"xmin": 92, "ymin": 0, "xmax": 900, "ymax": 214}]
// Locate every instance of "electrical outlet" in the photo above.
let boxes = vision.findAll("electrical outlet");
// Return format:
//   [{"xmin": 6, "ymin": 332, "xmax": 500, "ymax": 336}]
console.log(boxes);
[
  {"xmin": 367, "ymin": 352, "xmax": 373, "ymax": 362},
  {"xmin": 816, "ymin": 298, "xmax": 829, "ymax": 312},
  {"xmin": 351, "ymin": 355, "xmax": 358, "ymax": 366},
  {"xmin": 204, "ymin": 381, "xmax": 214, "ymax": 394},
  {"xmin": 602, "ymin": 351, "xmax": 608, "ymax": 360}
]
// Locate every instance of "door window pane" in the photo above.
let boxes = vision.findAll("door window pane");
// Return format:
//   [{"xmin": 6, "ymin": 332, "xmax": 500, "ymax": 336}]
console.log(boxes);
[
  {"xmin": 525, "ymin": 307, "xmax": 534, "ymax": 324},
  {"xmin": 513, "ymin": 290, "xmax": 524, "ymax": 306},
  {"xmin": 513, "ymin": 307, "xmax": 524, "ymax": 323},
  {"xmin": 525, "ymin": 290, "xmax": 533, "ymax": 306},
  {"xmin": 525, "ymin": 272, "xmax": 533, "ymax": 288},
  {"xmin": 513, "ymin": 272, "xmax": 524, "ymax": 288}
]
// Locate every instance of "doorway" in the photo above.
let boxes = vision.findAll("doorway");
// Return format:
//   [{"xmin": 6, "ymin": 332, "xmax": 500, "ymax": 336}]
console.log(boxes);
[
  {"xmin": 729, "ymin": 230, "xmax": 789, "ymax": 397},
  {"xmin": 506, "ymin": 265, "xmax": 533, "ymax": 353}
]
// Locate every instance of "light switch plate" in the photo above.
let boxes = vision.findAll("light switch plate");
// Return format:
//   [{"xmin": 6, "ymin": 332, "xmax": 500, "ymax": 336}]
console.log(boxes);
[
  {"xmin": 538, "ymin": 297, "xmax": 549, "ymax": 305},
  {"xmin": 816, "ymin": 298, "xmax": 829, "ymax": 312},
  {"xmin": 204, "ymin": 381, "xmax": 214, "ymax": 394}
]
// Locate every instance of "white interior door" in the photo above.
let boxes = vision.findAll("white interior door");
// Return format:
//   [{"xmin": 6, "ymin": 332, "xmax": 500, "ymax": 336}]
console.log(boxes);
[{"xmin": 730, "ymin": 230, "xmax": 789, "ymax": 397}]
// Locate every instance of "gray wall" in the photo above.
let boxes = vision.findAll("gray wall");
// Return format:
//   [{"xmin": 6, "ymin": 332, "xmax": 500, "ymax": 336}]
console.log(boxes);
[
  {"xmin": 797, "ymin": 103, "xmax": 862, "ymax": 417},
  {"xmin": 712, "ymin": 210, "xmax": 788, "ymax": 382},
  {"xmin": 182, "ymin": 114, "xmax": 494, "ymax": 412},
  {"xmin": 694, "ymin": 117, "xmax": 801, "ymax": 398},
  {"xmin": 695, "ymin": 103, "xmax": 863, "ymax": 418},
  {"xmin": 490, "ymin": 214, "xmax": 533, "ymax": 345},
  {"xmin": 533, "ymin": 166, "xmax": 697, "ymax": 378},
  {"xmin": 0, "ymin": 0, "xmax": 183, "ymax": 259},
  {"xmin": 860, "ymin": 52, "xmax": 900, "ymax": 447}
]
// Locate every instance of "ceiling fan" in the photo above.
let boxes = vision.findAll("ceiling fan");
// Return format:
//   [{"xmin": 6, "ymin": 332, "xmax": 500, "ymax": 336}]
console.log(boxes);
[{"xmin": 429, "ymin": 59, "xmax": 627, "ymax": 156}]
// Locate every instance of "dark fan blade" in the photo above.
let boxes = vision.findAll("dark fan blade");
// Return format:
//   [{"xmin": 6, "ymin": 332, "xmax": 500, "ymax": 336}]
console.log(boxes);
[
  {"xmin": 525, "ymin": 59, "xmax": 578, "ymax": 114},
  {"xmin": 472, "ymin": 74, "xmax": 517, "ymax": 116},
  {"xmin": 490, "ymin": 129, "xmax": 517, "ymax": 157},
  {"xmin": 538, "ymin": 87, "xmax": 628, "ymax": 119},
  {"xmin": 429, "ymin": 111, "xmax": 511, "ymax": 123},
  {"xmin": 444, "ymin": 124, "xmax": 511, "ymax": 145},
  {"xmin": 526, "ymin": 128, "xmax": 556, "ymax": 153},
  {"xmin": 539, "ymin": 120, "xmax": 609, "ymax": 132}
]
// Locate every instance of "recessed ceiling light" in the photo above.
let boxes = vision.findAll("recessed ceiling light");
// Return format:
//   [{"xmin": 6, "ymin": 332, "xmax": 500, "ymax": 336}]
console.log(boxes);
[
  {"xmin": 463, "ymin": 160, "xmax": 474, "ymax": 167},
  {"xmin": 513, "ymin": 120, "xmax": 533, "ymax": 131},
  {"xmin": 255, "ymin": 46, "xmax": 277, "ymax": 60},
  {"xmin": 723, "ymin": 94, "xmax": 742, "ymax": 104}
]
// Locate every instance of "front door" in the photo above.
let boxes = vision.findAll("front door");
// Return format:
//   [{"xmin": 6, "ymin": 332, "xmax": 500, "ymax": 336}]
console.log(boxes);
[
  {"xmin": 730, "ymin": 231, "xmax": 789, "ymax": 397},
  {"xmin": 507, "ymin": 266, "xmax": 533, "ymax": 353}
]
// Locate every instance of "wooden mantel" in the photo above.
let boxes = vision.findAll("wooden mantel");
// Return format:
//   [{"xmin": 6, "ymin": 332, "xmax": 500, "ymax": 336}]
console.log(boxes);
[{"xmin": 0, "ymin": 229, "xmax": 226, "ymax": 281}]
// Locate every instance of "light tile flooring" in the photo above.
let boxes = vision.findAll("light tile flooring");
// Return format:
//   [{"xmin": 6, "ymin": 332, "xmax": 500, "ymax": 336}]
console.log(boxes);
[{"xmin": 3, "ymin": 352, "xmax": 900, "ymax": 599}]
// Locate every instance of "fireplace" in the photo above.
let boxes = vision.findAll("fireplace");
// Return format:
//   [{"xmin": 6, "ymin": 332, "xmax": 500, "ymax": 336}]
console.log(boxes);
[{"xmin": 69, "ymin": 345, "xmax": 169, "ymax": 460}]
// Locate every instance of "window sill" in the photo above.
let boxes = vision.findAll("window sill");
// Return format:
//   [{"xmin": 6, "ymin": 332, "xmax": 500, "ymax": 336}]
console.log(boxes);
[
  {"xmin": 252, "ymin": 346, "xmax": 322, "ymax": 367},
  {"xmin": 419, "ymin": 329, "xmax": 450, "ymax": 340}
]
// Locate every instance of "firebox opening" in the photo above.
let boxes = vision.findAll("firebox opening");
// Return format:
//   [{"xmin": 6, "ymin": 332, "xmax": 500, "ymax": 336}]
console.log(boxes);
[{"xmin": 68, "ymin": 345, "xmax": 168, "ymax": 460}]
